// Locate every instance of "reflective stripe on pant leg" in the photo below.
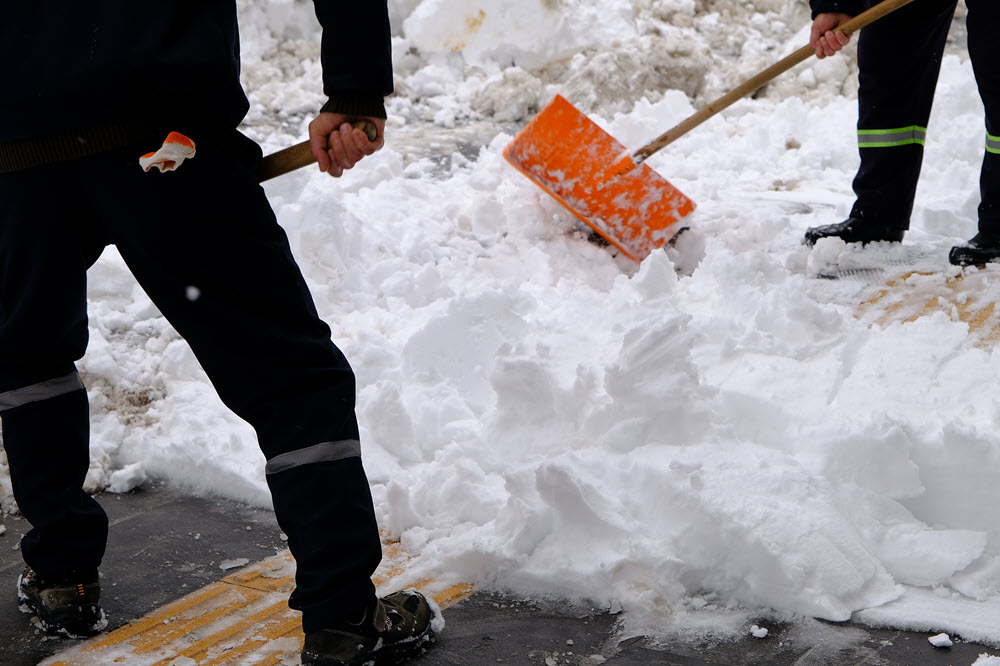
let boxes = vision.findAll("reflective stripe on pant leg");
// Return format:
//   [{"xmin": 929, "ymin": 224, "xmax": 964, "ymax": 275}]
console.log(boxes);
[
  {"xmin": 264, "ymin": 439, "xmax": 362, "ymax": 475},
  {"xmin": 986, "ymin": 133, "xmax": 1000, "ymax": 155},
  {"xmin": 858, "ymin": 126, "xmax": 927, "ymax": 148},
  {"xmin": 0, "ymin": 372, "xmax": 84, "ymax": 413}
]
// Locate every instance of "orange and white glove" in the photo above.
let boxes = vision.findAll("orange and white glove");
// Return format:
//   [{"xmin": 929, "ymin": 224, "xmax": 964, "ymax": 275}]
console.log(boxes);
[{"xmin": 139, "ymin": 132, "xmax": 197, "ymax": 173}]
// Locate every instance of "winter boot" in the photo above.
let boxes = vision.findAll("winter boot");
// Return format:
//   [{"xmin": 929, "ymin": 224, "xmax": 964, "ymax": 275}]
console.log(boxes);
[
  {"xmin": 803, "ymin": 217, "xmax": 905, "ymax": 246},
  {"xmin": 949, "ymin": 232, "xmax": 1000, "ymax": 266},
  {"xmin": 301, "ymin": 589, "xmax": 438, "ymax": 665},
  {"xmin": 17, "ymin": 567, "xmax": 107, "ymax": 638}
]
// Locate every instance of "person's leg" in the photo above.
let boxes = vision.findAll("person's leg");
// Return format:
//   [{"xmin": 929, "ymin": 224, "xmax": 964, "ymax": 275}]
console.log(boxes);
[
  {"xmin": 852, "ymin": 0, "xmax": 958, "ymax": 227},
  {"xmin": 0, "ymin": 163, "xmax": 109, "ymax": 582},
  {"xmin": 804, "ymin": 0, "xmax": 958, "ymax": 245},
  {"xmin": 968, "ymin": 0, "xmax": 1000, "ymax": 230},
  {"xmin": 947, "ymin": 0, "xmax": 1000, "ymax": 264},
  {"xmin": 99, "ymin": 130, "xmax": 381, "ymax": 632}
]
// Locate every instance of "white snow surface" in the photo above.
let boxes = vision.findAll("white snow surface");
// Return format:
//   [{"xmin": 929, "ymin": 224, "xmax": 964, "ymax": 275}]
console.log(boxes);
[{"xmin": 3, "ymin": 0, "xmax": 1000, "ymax": 654}]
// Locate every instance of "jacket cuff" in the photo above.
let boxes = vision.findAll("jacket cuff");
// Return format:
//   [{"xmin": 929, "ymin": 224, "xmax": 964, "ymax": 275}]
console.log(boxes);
[
  {"xmin": 810, "ymin": 1, "xmax": 864, "ymax": 19},
  {"xmin": 321, "ymin": 96, "xmax": 387, "ymax": 119}
]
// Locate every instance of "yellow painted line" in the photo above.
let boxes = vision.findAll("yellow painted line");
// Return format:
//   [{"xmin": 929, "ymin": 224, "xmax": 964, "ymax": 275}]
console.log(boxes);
[
  {"xmin": 857, "ymin": 269, "xmax": 1000, "ymax": 348},
  {"xmin": 43, "ymin": 536, "xmax": 474, "ymax": 666},
  {"xmin": 147, "ymin": 599, "xmax": 297, "ymax": 666},
  {"xmin": 132, "ymin": 588, "xmax": 270, "ymax": 655},
  {"xmin": 373, "ymin": 566, "xmax": 407, "ymax": 586},
  {"xmin": 961, "ymin": 302, "xmax": 994, "ymax": 328},
  {"xmin": 433, "ymin": 582, "xmax": 476, "ymax": 607},
  {"xmin": 84, "ymin": 582, "xmax": 233, "ymax": 650},
  {"xmin": 220, "ymin": 551, "xmax": 296, "ymax": 593},
  {"xmin": 198, "ymin": 615, "xmax": 301, "ymax": 666}
]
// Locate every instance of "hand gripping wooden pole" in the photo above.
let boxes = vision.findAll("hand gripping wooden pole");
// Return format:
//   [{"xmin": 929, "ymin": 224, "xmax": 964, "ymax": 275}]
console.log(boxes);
[{"xmin": 259, "ymin": 119, "xmax": 378, "ymax": 182}]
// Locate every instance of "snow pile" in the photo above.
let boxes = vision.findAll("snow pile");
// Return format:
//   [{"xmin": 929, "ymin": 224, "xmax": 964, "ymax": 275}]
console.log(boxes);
[
  {"xmin": 975, "ymin": 655, "xmax": 1000, "ymax": 666},
  {"xmin": 3, "ymin": 0, "xmax": 997, "ymax": 650}
]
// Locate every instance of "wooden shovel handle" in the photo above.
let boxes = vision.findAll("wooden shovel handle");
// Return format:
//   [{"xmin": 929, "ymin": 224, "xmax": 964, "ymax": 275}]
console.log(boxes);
[
  {"xmin": 632, "ymin": 0, "xmax": 915, "ymax": 164},
  {"xmin": 259, "ymin": 119, "xmax": 378, "ymax": 182}
]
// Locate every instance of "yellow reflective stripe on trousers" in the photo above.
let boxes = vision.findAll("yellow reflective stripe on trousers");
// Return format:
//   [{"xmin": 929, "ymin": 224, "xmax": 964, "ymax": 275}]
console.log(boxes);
[
  {"xmin": 0, "ymin": 372, "xmax": 85, "ymax": 412},
  {"xmin": 858, "ymin": 125, "xmax": 927, "ymax": 148},
  {"xmin": 987, "ymin": 132, "xmax": 1000, "ymax": 155}
]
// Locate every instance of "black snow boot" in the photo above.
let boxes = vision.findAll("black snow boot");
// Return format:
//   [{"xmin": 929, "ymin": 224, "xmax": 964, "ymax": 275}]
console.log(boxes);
[
  {"xmin": 17, "ymin": 567, "xmax": 106, "ymax": 638},
  {"xmin": 949, "ymin": 232, "xmax": 1000, "ymax": 266},
  {"xmin": 803, "ymin": 216, "xmax": 905, "ymax": 246},
  {"xmin": 301, "ymin": 589, "xmax": 438, "ymax": 665}
]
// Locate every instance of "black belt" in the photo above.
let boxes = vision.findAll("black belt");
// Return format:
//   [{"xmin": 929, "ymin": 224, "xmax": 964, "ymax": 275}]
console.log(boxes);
[{"xmin": 0, "ymin": 122, "xmax": 155, "ymax": 174}]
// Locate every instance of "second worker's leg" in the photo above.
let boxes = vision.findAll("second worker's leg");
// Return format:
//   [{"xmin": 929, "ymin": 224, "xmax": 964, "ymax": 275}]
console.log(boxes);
[
  {"xmin": 949, "ymin": 0, "xmax": 1000, "ymax": 265},
  {"xmin": 804, "ymin": 0, "xmax": 959, "ymax": 246}
]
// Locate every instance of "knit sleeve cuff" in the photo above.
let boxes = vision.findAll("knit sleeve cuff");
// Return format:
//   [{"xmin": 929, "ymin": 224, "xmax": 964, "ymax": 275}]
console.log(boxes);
[
  {"xmin": 321, "ymin": 96, "xmax": 387, "ymax": 119},
  {"xmin": 810, "ymin": 1, "xmax": 864, "ymax": 19}
]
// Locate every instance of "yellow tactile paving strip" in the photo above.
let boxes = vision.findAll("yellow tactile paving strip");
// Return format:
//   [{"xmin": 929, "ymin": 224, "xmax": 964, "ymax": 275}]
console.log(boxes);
[
  {"xmin": 857, "ymin": 269, "xmax": 1000, "ymax": 348},
  {"xmin": 43, "ymin": 536, "xmax": 474, "ymax": 666}
]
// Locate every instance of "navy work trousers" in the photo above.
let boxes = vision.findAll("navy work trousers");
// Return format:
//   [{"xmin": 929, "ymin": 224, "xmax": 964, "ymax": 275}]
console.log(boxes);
[
  {"xmin": 851, "ymin": 0, "xmax": 1000, "ymax": 231},
  {"xmin": 0, "ymin": 129, "xmax": 382, "ymax": 632}
]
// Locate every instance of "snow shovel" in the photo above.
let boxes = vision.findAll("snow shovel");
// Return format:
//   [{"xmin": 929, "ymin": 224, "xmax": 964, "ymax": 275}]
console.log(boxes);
[
  {"xmin": 503, "ymin": 0, "xmax": 915, "ymax": 263},
  {"xmin": 259, "ymin": 120, "xmax": 378, "ymax": 182}
]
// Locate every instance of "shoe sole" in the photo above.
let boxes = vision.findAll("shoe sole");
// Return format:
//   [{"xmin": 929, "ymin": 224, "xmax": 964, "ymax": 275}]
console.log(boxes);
[
  {"xmin": 301, "ymin": 606, "xmax": 439, "ymax": 666},
  {"xmin": 301, "ymin": 629, "xmax": 435, "ymax": 666}
]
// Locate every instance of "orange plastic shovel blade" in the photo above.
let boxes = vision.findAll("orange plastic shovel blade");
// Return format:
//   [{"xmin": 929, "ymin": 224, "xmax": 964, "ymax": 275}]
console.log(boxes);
[{"xmin": 504, "ymin": 95, "xmax": 696, "ymax": 262}]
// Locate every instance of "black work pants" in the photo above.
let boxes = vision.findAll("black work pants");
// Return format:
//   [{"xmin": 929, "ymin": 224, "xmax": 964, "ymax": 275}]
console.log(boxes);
[
  {"xmin": 852, "ymin": 0, "xmax": 1000, "ymax": 232},
  {"xmin": 0, "ymin": 129, "xmax": 381, "ymax": 632}
]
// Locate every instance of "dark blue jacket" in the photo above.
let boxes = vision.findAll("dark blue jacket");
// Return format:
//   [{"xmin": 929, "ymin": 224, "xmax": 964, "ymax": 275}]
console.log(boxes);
[
  {"xmin": 0, "ymin": 1, "xmax": 392, "ymax": 143},
  {"xmin": 810, "ymin": 0, "xmax": 865, "ymax": 18}
]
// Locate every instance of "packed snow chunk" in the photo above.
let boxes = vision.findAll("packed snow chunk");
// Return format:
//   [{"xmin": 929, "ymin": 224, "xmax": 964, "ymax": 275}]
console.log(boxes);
[
  {"xmin": 928, "ymin": 632, "xmax": 953, "ymax": 648},
  {"xmin": 471, "ymin": 67, "xmax": 544, "ymax": 123},
  {"xmin": 107, "ymin": 462, "xmax": 147, "ymax": 494},
  {"xmin": 800, "ymin": 425, "xmax": 923, "ymax": 500},
  {"xmin": 973, "ymin": 655, "xmax": 1000, "ymax": 665},
  {"xmin": 750, "ymin": 624, "xmax": 769, "ymax": 639},
  {"xmin": 598, "ymin": 267, "xmax": 711, "ymax": 448},
  {"xmin": 874, "ymin": 523, "xmax": 986, "ymax": 588},
  {"xmin": 220, "ymin": 558, "xmax": 250, "ymax": 571},
  {"xmin": 951, "ymin": 555, "xmax": 1000, "ymax": 602},
  {"xmin": 403, "ymin": 0, "xmax": 636, "ymax": 69},
  {"xmin": 661, "ymin": 446, "xmax": 903, "ymax": 621},
  {"xmin": 401, "ymin": 289, "xmax": 529, "ymax": 413},
  {"xmin": 424, "ymin": 590, "xmax": 446, "ymax": 634},
  {"xmin": 904, "ymin": 426, "xmax": 1000, "ymax": 560}
]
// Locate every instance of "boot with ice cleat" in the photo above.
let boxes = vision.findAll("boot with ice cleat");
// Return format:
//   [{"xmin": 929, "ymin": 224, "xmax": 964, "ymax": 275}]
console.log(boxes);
[
  {"xmin": 17, "ymin": 567, "xmax": 106, "ymax": 638},
  {"xmin": 301, "ymin": 589, "xmax": 439, "ymax": 665}
]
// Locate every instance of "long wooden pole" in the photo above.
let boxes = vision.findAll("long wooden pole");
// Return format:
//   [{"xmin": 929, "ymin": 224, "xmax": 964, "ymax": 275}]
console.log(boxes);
[{"xmin": 631, "ymin": 0, "xmax": 916, "ymax": 164}]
